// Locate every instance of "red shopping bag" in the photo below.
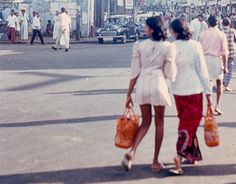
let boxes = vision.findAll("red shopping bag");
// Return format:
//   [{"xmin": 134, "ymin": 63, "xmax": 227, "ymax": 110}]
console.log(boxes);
[
  {"xmin": 114, "ymin": 108, "xmax": 139, "ymax": 149},
  {"xmin": 204, "ymin": 106, "xmax": 220, "ymax": 147}
]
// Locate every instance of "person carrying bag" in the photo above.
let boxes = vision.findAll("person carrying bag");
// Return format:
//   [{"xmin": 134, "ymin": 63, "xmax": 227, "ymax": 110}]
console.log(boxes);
[
  {"xmin": 114, "ymin": 108, "xmax": 139, "ymax": 149},
  {"xmin": 204, "ymin": 106, "xmax": 220, "ymax": 147}
]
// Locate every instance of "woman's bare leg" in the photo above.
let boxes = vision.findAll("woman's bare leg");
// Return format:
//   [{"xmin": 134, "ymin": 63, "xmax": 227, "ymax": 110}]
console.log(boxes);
[
  {"xmin": 129, "ymin": 104, "xmax": 152, "ymax": 159},
  {"xmin": 152, "ymin": 106, "xmax": 165, "ymax": 171},
  {"xmin": 215, "ymin": 79, "xmax": 223, "ymax": 114}
]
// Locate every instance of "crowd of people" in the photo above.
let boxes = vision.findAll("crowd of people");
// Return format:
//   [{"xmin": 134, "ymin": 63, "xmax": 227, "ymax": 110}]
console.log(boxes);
[
  {"xmin": 5, "ymin": 8, "xmax": 71, "ymax": 51},
  {"xmin": 122, "ymin": 13, "xmax": 235, "ymax": 175}
]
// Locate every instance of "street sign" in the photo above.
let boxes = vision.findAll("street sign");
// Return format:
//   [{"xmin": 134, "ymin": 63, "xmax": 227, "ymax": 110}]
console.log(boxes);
[{"xmin": 126, "ymin": 0, "xmax": 134, "ymax": 9}]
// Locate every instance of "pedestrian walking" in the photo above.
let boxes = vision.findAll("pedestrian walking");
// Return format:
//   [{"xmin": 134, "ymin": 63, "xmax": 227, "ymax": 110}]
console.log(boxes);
[
  {"xmin": 45, "ymin": 20, "xmax": 53, "ymax": 37},
  {"xmin": 199, "ymin": 15, "xmax": 228, "ymax": 115},
  {"xmin": 60, "ymin": 11, "xmax": 71, "ymax": 49},
  {"xmin": 53, "ymin": 11, "xmax": 59, "ymax": 40},
  {"xmin": 169, "ymin": 18, "xmax": 213, "ymax": 175},
  {"xmin": 7, "ymin": 10, "xmax": 17, "ymax": 44},
  {"xmin": 52, "ymin": 7, "xmax": 70, "ymax": 52},
  {"xmin": 222, "ymin": 17, "xmax": 236, "ymax": 92},
  {"xmin": 30, "ymin": 11, "xmax": 45, "ymax": 45},
  {"xmin": 190, "ymin": 14, "xmax": 208, "ymax": 41},
  {"xmin": 19, "ymin": 9, "xmax": 28, "ymax": 40},
  {"xmin": 122, "ymin": 16, "xmax": 177, "ymax": 172},
  {"xmin": 14, "ymin": 12, "xmax": 20, "ymax": 41}
]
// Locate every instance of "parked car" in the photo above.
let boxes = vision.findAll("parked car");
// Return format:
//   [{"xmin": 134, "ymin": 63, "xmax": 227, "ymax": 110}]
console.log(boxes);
[{"xmin": 96, "ymin": 15, "xmax": 140, "ymax": 44}]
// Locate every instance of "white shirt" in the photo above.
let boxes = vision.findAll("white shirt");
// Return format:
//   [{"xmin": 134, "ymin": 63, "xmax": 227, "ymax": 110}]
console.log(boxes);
[
  {"xmin": 32, "ymin": 16, "xmax": 41, "ymax": 30},
  {"xmin": 190, "ymin": 18, "xmax": 207, "ymax": 41},
  {"xmin": 58, "ymin": 12, "xmax": 70, "ymax": 31},
  {"xmin": 7, "ymin": 15, "xmax": 17, "ymax": 28},
  {"xmin": 20, "ymin": 14, "xmax": 28, "ymax": 24},
  {"xmin": 15, "ymin": 17, "xmax": 20, "ymax": 31},
  {"xmin": 171, "ymin": 40, "xmax": 212, "ymax": 96}
]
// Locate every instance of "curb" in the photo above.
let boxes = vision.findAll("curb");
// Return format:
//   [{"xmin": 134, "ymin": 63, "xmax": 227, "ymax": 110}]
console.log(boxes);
[{"xmin": 0, "ymin": 39, "xmax": 97, "ymax": 45}]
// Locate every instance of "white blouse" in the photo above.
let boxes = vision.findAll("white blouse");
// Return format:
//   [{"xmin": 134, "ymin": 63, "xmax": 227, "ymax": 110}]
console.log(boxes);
[{"xmin": 170, "ymin": 40, "xmax": 212, "ymax": 96}]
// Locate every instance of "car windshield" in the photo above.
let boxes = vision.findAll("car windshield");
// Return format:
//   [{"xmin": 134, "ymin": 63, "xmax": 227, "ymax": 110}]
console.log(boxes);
[
  {"xmin": 139, "ymin": 16, "xmax": 147, "ymax": 22},
  {"xmin": 107, "ymin": 17, "xmax": 126, "ymax": 24}
]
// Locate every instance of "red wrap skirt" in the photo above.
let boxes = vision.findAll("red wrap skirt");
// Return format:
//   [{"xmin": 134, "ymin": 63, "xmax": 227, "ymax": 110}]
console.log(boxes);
[{"xmin": 174, "ymin": 93, "xmax": 203, "ymax": 163}]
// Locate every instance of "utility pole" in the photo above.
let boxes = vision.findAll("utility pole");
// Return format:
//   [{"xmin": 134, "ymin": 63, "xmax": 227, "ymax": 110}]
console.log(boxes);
[
  {"xmin": 76, "ymin": 2, "xmax": 81, "ymax": 40},
  {"xmin": 133, "ymin": 0, "xmax": 136, "ymax": 20},
  {"xmin": 123, "ymin": 0, "xmax": 126, "ymax": 14}
]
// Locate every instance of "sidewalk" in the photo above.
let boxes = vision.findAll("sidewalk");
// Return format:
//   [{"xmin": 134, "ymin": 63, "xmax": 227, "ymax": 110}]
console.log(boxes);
[{"xmin": 0, "ymin": 37, "xmax": 97, "ymax": 44}]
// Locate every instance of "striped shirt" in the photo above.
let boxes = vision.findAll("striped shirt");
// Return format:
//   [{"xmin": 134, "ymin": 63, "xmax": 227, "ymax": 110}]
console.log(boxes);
[{"xmin": 222, "ymin": 26, "xmax": 236, "ymax": 59}]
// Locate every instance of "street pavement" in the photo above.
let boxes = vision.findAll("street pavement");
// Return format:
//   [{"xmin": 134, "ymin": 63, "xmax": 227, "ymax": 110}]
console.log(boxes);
[{"xmin": 0, "ymin": 42, "xmax": 236, "ymax": 184}]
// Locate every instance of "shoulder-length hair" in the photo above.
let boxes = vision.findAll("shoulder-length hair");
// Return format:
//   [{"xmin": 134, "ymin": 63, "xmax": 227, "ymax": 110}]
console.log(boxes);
[
  {"xmin": 146, "ymin": 16, "xmax": 167, "ymax": 41},
  {"xmin": 170, "ymin": 19, "xmax": 192, "ymax": 41}
]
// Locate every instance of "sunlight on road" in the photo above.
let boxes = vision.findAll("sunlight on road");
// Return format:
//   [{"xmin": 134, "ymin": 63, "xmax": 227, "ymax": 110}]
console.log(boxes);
[{"xmin": 0, "ymin": 50, "xmax": 23, "ymax": 56}]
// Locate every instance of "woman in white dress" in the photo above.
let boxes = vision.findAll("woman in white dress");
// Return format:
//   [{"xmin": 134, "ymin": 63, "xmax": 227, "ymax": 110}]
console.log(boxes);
[
  {"xmin": 20, "ymin": 10, "xmax": 28, "ymax": 40},
  {"xmin": 14, "ymin": 12, "xmax": 20, "ymax": 41},
  {"xmin": 122, "ymin": 16, "xmax": 177, "ymax": 172},
  {"xmin": 53, "ymin": 11, "xmax": 59, "ymax": 40}
]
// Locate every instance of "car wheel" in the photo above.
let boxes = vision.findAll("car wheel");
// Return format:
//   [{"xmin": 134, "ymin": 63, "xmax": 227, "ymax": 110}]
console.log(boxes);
[
  {"xmin": 121, "ymin": 34, "xmax": 127, "ymax": 43},
  {"xmin": 98, "ymin": 38, "xmax": 104, "ymax": 44},
  {"xmin": 134, "ymin": 32, "xmax": 139, "ymax": 41},
  {"xmin": 113, "ymin": 38, "xmax": 117, "ymax": 43}
]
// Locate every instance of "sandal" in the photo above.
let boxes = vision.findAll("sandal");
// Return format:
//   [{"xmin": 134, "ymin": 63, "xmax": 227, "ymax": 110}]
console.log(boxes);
[
  {"xmin": 169, "ymin": 168, "xmax": 184, "ymax": 175},
  {"xmin": 121, "ymin": 153, "xmax": 133, "ymax": 172},
  {"xmin": 215, "ymin": 108, "xmax": 224, "ymax": 115},
  {"xmin": 169, "ymin": 156, "xmax": 184, "ymax": 175},
  {"xmin": 151, "ymin": 163, "xmax": 165, "ymax": 173}
]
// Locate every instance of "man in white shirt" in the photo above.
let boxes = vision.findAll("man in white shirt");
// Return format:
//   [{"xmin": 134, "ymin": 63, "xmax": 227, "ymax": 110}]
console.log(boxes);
[
  {"xmin": 52, "ymin": 7, "xmax": 70, "ymax": 52},
  {"xmin": 7, "ymin": 9, "xmax": 17, "ymax": 44},
  {"xmin": 190, "ymin": 14, "xmax": 208, "ymax": 41},
  {"xmin": 30, "ymin": 11, "xmax": 45, "ymax": 45}
]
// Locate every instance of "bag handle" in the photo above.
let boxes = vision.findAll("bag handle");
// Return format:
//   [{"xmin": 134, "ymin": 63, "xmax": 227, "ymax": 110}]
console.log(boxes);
[{"xmin": 123, "ymin": 107, "xmax": 136, "ymax": 117}]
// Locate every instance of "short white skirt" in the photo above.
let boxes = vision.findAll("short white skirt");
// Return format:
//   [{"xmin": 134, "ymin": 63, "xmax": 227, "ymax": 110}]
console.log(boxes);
[{"xmin": 205, "ymin": 55, "xmax": 224, "ymax": 80}]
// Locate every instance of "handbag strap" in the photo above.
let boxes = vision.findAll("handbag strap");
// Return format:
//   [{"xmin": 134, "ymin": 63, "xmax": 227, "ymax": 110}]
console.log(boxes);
[
  {"xmin": 206, "ymin": 106, "xmax": 214, "ymax": 117},
  {"xmin": 123, "ymin": 107, "xmax": 136, "ymax": 117}
]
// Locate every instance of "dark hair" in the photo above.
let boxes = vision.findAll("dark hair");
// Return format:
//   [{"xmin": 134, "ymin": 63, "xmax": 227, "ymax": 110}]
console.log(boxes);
[
  {"xmin": 170, "ymin": 19, "xmax": 191, "ymax": 41},
  {"xmin": 145, "ymin": 16, "xmax": 167, "ymax": 41},
  {"xmin": 61, "ymin": 7, "xmax": 66, "ymax": 13},
  {"xmin": 208, "ymin": 15, "xmax": 218, "ymax": 27},
  {"xmin": 11, "ymin": 9, "xmax": 14, "ymax": 13},
  {"xmin": 222, "ymin": 17, "xmax": 231, "ymax": 26},
  {"xmin": 198, "ymin": 14, "xmax": 204, "ymax": 19}
]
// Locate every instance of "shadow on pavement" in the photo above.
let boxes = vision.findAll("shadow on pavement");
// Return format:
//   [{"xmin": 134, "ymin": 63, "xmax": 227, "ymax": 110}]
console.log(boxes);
[
  {"xmin": 0, "ymin": 164, "xmax": 235, "ymax": 184},
  {"xmin": 46, "ymin": 89, "xmax": 128, "ymax": 96},
  {"xmin": 2, "ymin": 72, "xmax": 95, "ymax": 92},
  {"xmin": 217, "ymin": 122, "xmax": 236, "ymax": 128},
  {"xmin": 0, "ymin": 115, "xmax": 177, "ymax": 128}
]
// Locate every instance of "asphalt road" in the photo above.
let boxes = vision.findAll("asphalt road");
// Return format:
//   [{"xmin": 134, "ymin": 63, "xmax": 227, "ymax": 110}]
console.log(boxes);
[{"xmin": 0, "ymin": 42, "xmax": 236, "ymax": 184}]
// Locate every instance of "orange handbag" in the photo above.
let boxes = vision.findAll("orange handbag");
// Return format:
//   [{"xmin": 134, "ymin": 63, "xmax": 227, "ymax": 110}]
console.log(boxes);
[
  {"xmin": 114, "ymin": 108, "xmax": 139, "ymax": 149},
  {"xmin": 204, "ymin": 106, "xmax": 220, "ymax": 147}
]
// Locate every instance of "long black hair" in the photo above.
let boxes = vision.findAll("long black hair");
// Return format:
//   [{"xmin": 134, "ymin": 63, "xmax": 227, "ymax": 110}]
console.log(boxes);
[
  {"xmin": 146, "ymin": 16, "xmax": 167, "ymax": 41},
  {"xmin": 170, "ymin": 19, "xmax": 191, "ymax": 41}
]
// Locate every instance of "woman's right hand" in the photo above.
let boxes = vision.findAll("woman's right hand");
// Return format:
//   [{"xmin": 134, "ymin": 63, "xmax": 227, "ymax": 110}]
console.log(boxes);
[
  {"xmin": 126, "ymin": 96, "xmax": 134, "ymax": 108},
  {"xmin": 206, "ymin": 94, "xmax": 214, "ymax": 111}
]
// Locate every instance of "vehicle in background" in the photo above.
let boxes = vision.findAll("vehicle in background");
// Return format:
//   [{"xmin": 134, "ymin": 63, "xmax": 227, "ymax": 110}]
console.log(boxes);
[
  {"xmin": 136, "ymin": 12, "xmax": 163, "ymax": 39},
  {"xmin": 96, "ymin": 15, "xmax": 140, "ymax": 44}
]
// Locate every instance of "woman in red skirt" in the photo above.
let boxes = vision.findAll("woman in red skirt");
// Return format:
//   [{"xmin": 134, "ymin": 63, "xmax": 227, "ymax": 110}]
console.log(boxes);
[{"xmin": 169, "ymin": 19, "xmax": 213, "ymax": 175}]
